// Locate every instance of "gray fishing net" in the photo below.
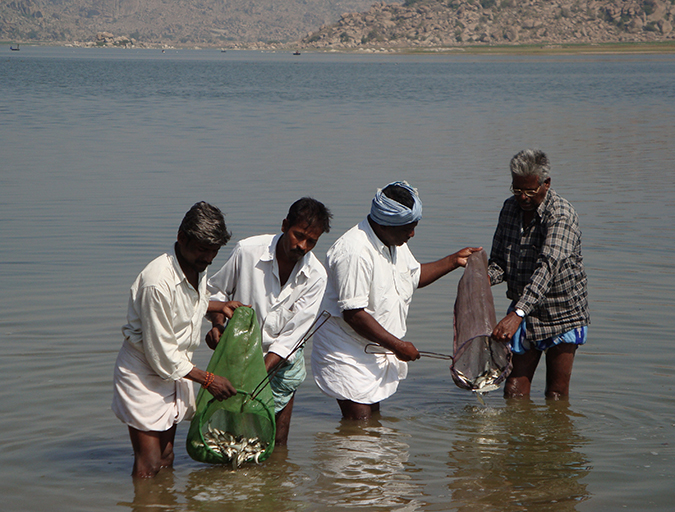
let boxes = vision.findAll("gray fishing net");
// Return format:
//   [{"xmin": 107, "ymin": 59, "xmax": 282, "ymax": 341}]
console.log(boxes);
[{"xmin": 451, "ymin": 250, "xmax": 512, "ymax": 393}]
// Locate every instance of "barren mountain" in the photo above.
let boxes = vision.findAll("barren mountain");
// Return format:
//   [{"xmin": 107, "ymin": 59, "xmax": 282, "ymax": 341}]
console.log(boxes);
[
  {"xmin": 1, "ymin": 0, "xmax": 674, "ymax": 48},
  {"xmin": 300, "ymin": 0, "xmax": 675, "ymax": 49},
  {"xmin": 0, "ymin": 0, "xmax": 379, "ymax": 45}
]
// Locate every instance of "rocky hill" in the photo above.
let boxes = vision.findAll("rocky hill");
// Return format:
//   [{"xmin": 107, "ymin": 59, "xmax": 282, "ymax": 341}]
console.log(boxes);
[
  {"xmin": 0, "ymin": 0, "xmax": 379, "ymax": 46},
  {"xmin": 300, "ymin": 0, "xmax": 675, "ymax": 49},
  {"xmin": 1, "ymin": 0, "xmax": 674, "ymax": 48}
]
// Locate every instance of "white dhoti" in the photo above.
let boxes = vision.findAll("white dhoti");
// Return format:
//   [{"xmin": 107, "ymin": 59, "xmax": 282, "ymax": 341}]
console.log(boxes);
[
  {"xmin": 112, "ymin": 341, "xmax": 195, "ymax": 432},
  {"xmin": 311, "ymin": 317, "xmax": 408, "ymax": 404}
]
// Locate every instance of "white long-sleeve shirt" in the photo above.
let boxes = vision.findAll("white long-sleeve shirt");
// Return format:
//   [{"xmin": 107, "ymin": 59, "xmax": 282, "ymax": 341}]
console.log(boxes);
[
  {"xmin": 311, "ymin": 219, "xmax": 421, "ymax": 403},
  {"xmin": 121, "ymin": 246, "xmax": 208, "ymax": 381},
  {"xmin": 207, "ymin": 234, "xmax": 327, "ymax": 362}
]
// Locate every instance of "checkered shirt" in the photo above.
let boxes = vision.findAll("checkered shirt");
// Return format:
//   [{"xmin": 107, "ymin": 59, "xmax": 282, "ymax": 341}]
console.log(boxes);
[{"xmin": 488, "ymin": 189, "xmax": 589, "ymax": 341}]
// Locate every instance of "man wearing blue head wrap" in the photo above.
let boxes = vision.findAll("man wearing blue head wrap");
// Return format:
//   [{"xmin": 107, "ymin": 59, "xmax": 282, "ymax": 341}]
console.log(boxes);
[
  {"xmin": 369, "ymin": 180, "xmax": 423, "ymax": 227},
  {"xmin": 312, "ymin": 181, "xmax": 481, "ymax": 420}
]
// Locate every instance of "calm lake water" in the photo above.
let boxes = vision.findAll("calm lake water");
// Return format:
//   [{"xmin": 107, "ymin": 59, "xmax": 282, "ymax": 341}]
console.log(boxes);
[{"xmin": 1, "ymin": 46, "xmax": 674, "ymax": 512}]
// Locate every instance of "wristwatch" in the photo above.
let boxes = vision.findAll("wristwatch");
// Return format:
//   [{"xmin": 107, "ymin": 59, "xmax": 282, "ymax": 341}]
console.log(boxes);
[{"xmin": 514, "ymin": 309, "xmax": 526, "ymax": 318}]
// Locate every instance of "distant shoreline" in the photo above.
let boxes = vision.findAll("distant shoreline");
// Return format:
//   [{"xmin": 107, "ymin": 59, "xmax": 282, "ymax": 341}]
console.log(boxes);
[
  {"xmin": 307, "ymin": 41, "xmax": 675, "ymax": 55},
  {"xmin": 6, "ymin": 40, "xmax": 675, "ymax": 55}
]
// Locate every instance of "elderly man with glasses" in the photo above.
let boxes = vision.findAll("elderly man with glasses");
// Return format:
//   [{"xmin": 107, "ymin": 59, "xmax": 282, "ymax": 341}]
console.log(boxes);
[{"xmin": 488, "ymin": 149, "xmax": 589, "ymax": 400}]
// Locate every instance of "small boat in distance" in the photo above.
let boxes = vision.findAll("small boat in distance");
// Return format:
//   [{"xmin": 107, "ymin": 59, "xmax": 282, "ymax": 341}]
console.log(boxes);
[
  {"xmin": 10, "ymin": 44, "xmax": 20, "ymax": 51},
  {"xmin": 293, "ymin": 50, "xmax": 300, "ymax": 55}
]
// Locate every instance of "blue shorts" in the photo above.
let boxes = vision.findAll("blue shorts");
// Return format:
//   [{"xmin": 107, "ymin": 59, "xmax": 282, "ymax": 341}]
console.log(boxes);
[
  {"xmin": 269, "ymin": 347, "xmax": 306, "ymax": 414},
  {"xmin": 508, "ymin": 306, "xmax": 587, "ymax": 355}
]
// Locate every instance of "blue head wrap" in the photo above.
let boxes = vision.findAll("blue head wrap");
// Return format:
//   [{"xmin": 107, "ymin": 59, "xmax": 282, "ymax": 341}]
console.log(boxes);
[{"xmin": 369, "ymin": 181, "xmax": 423, "ymax": 227}]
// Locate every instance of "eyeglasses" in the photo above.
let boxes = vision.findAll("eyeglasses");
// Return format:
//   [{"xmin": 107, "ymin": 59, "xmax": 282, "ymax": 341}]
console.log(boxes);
[{"xmin": 510, "ymin": 184, "xmax": 543, "ymax": 198}]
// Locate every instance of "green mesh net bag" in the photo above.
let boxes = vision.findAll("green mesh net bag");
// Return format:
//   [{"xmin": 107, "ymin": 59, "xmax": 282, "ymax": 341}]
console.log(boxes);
[{"xmin": 186, "ymin": 307, "xmax": 276, "ymax": 467}]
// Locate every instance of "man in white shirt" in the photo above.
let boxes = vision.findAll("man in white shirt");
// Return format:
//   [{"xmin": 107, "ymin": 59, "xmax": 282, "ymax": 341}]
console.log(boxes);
[
  {"xmin": 312, "ymin": 182, "xmax": 481, "ymax": 420},
  {"xmin": 206, "ymin": 197, "xmax": 332, "ymax": 444},
  {"xmin": 113, "ymin": 202, "xmax": 241, "ymax": 478}
]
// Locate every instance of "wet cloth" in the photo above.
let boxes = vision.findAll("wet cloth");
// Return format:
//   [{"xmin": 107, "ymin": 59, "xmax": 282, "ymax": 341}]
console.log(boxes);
[
  {"xmin": 510, "ymin": 316, "xmax": 588, "ymax": 355},
  {"xmin": 269, "ymin": 348, "xmax": 307, "ymax": 413},
  {"xmin": 488, "ymin": 189, "xmax": 589, "ymax": 341},
  {"xmin": 312, "ymin": 317, "xmax": 407, "ymax": 403},
  {"xmin": 112, "ymin": 246, "xmax": 208, "ymax": 431},
  {"xmin": 112, "ymin": 341, "xmax": 195, "ymax": 431},
  {"xmin": 312, "ymin": 218, "xmax": 420, "ymax": 403}
]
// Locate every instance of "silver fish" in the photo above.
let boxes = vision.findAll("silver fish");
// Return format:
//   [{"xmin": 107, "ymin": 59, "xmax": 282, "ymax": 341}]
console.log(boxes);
[
  {"xmin": 203, "ymin": 424, "xmax": 267, "ymax": 468},
  {"xmin": 455, "ymin": 367, "xmax": 502, "ymax": 393}
]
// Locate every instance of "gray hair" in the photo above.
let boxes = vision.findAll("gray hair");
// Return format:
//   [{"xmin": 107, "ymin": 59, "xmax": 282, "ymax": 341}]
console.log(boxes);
[
  {"xmin": 178, "ymin": 201, "xmax": 231, "ymax": 246},
  {"xmin": 510, "ymin": 149, "xmax": 550, "ymax": 184}
]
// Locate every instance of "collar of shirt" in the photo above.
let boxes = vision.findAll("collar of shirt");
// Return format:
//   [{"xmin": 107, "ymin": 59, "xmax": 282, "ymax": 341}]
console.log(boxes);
[
  {"xmin": 360, "ymin": 217, "xmax": 395, "ymax": 261},
  {"xmin": 511, "ymin": 189, "xmax": 553, "ymax": 228},
  {"xmin": 260, "ymin": 233, "xmax": 313, "ymax": 285},
  {"xmin": 169, "ymin": 244, "xmax": 206, "ymax": 294},
  {"xmin": 535, "ymin": 189, "xmax": 553, "ymax": 219}
]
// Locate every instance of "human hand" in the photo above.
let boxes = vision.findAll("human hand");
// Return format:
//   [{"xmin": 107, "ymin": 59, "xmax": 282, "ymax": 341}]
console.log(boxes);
[
  {"xmin": 392, "ymin": 340, "xmax": 421, "ymax": 362},
  {"xmin": 492, "ymin": 311, "xmax": 523, "ymax": 343},
  {"xmin": 220, "ymin": 301, "xmax": 247, "ymax": 319},
  {"xmin": 208, "ymin": 375, "xmax": 237, "ymax": 401},
  {"xmin": 205, "ymin": 325, "xmax": 224, "ymax": 350},
  {"xmin": 452, "ymin": 247, "xmax": 483, "ymax": 268}
]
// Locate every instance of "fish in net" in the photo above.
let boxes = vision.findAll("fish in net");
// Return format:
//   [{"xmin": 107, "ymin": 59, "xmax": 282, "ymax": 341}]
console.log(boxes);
[
  {"xmin": 186, "ymin": 307, "xmax": 276, "ymax": 468},
  {"xmin": 451, "ymin": 250, "xmax": 512, "ymax": 395}
]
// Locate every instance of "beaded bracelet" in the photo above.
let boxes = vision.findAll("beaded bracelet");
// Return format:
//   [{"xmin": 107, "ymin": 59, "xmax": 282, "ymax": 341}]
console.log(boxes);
[{"xmin": 202, "ymin": 371, "xmax": 215, "ymax": 390}]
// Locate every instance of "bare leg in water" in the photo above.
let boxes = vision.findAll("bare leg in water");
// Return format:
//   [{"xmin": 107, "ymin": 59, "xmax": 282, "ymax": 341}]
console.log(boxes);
[
  {"xmin": 504, "ymin": 343, "xmax": 577, "ymax": 399},
  {"xmin": 128, "ymin": 424, "xmax": 177, "ymax": 478},
  {"xmin": 337, "ymin": 399, "xmax": 380, "ymax": 421}
]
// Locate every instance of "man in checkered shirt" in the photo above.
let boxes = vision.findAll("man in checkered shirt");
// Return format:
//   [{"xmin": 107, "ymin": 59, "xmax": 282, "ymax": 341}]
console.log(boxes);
[{"xmin": 488, "ymin": 149, "xmax": 589, "ymax": 399}]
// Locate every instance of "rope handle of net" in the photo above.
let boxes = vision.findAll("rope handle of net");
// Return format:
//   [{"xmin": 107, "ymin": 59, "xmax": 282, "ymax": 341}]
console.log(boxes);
[
  {"xmin": 247, "ymin": 310, "xmax": 332, "ymax": 402},
  {"xmin": 364, "ymin": 343, "xmax": 453, "ymax": 361}
]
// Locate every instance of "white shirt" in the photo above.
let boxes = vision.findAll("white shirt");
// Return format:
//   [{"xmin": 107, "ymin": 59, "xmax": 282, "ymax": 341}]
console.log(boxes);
[
  {"xmin": 311, "ymin": 219, "xmax": 421, "ymax": 403},
  {"xmin": 121, "ymin": 246, "xmax": 209, "ymax": 381},
  {"xmin": 207, "ymin": 234, "xmax": 327, "ymax": 361}
]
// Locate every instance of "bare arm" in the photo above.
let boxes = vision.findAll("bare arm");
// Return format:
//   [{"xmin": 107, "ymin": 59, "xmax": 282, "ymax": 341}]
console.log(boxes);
[
  {"xmin": 418, "ymin": 247, "xmax": 482, "ymax": 289},
  {"xmin": 264, "ymin": 352, "xmax": 283, "ymax": 372},
  {"xmin": 185, "ymin": 366, "xmax": 237, "ymax": 400},
  {"xmin": 343, "ymin": 309, "xmax": 420, "ymax": 362}
]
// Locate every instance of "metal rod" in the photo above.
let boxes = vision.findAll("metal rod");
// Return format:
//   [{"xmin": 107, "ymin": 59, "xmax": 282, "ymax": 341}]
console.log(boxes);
[
  {"xmin": 248, "ymin": 310, "xmax": 331, "ymax": 401},
  {"xmin": 364, "ymin": 343, "xmax": 453, "ymax": 361}
]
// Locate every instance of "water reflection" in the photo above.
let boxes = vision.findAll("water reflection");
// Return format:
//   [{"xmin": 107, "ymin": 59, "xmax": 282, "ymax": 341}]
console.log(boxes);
[
  {"xmin": 126, "ymin": 470, "xmax": 179, "ymax": 512},
  {"xmin": 116, "ymin": 447, "xmax": 307, "ymax": 512},
  {"xmin": 310, "ymin": 418, "xmax": 423, "ymax": 510},
  {"xmin": 182, "ymin": 447, "xmax": 306, "ymax": 511},
  {"xmin": 447, "ymin": 401, "xmax": 591, "ymax": 512}
]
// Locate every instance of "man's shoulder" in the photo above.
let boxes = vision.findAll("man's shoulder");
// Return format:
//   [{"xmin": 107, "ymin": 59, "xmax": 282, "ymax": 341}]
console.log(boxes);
[
  {"xmin": 326, "ymin": 222, "xmax": 379, "ymax": 270},
  {"xmin": 331, "ymin": 221, "xmax": 370, "ymax": 250},
  {"xmin": 543, "ymin": 190, "xmax": 579, "ymax": 220},
  {"xmin": 551, "ymin": 190, "xmax": 576, "ymax": 209},
  {"xmin": 231, "ymin": 234, "xmax": 276, "ymax": 259},
  {"xmin": 237, "ymin": 233, "xmax": 276, "ymax": 249},
  {"xmin": 498, "ymin": 197, "xmax": 520, "ymax": 220},
  {"xmin": 304, "ymin": 251, "xmax": 328, "ymax": 279},
  {"xmin": 134, "ymin": 253, "xmax": 177, "ymax": 290}
]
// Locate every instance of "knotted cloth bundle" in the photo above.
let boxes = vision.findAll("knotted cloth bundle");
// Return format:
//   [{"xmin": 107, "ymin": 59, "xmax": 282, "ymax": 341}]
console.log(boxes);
[{"xmin": 369, "ymin": 180, "xmax": 423, "ymax": 226}]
